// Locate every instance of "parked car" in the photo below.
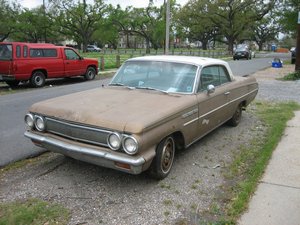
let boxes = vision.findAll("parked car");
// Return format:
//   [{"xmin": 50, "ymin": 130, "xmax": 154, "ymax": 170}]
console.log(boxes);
[
  {"xmin": 0, "ymin": 42, "xmax": 98, "ymax": 88},
  {"xmin": 233, "ymin": 46, "xmax": 252, "ymax": 60},
  {"xmin": 291, "ymin": 48, "xmax": 296, "ymax": 64},
  {"xmin": 24, "ymin": 56, "xmax": 258, "ymax": 179},
  {"xmin": 86, "ymin": 45, "xmax": 101, "ymax": 52}
]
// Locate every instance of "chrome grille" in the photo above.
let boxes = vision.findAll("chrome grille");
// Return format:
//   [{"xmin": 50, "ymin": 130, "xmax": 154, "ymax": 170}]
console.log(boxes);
[{"xmin": 45, "ymin": 117, "xmax": 111, "ymax": 147}]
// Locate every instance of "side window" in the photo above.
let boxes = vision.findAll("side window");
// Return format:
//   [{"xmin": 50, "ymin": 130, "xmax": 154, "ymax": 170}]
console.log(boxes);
[
  {"xmin": 219, "ymin": 66, "xmax": 231, "ymax": 84},
  {"xmin": 16, "ymin": 45, "xmax": 21, "ymax": 58},
  {"xmin": 0, "ymin": 44, "xmax": 12, "ymax": 60},
  {"xmin": 64, "ymin": 49, "xmax": 80, "ymax": 60},
  {"xmin": 198, "ymin": 65, "xmax": 231, "ymax": 92},
  {"xmin": 30, "ymin": 49, "xmax": 43, "ymax": 57},
  {"xmin": 23, "ymin": 46, "xmax": 28, "ymax": 58},
  {"xmin": 43, "ymin": 49, "xmax": 57, "ymax": 57},
  {"xmin": 198, "ymin": 66, "xmax": 219, "ymax": 92}
]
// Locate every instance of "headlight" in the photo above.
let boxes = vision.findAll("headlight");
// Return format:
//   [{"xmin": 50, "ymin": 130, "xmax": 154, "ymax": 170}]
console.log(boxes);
[
  {"xmin": 107, "ymin": 132, "xmax": 121, "ymax": 150},
  {"xmin": 34, "ymin": 115, "xmax": 46, "ymax": 132},
  {"xmin": 24, "ymin": 113, "xmax": 34, "ymax": 128},
  {"xmin": 122, "ymin": 136, "xmax": 138, "ymax": 155}
]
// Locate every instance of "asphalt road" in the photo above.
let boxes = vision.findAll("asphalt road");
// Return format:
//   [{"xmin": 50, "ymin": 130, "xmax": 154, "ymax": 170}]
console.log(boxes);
[{"xmin": 0, "ymin": 52, "xmax": 290, "ymax": 167}]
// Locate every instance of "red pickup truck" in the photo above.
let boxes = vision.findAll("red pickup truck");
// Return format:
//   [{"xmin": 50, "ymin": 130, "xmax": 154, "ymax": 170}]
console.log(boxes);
[{"xmin": 0, "ymin": 42, "xmax": 98, "ymax": 87}]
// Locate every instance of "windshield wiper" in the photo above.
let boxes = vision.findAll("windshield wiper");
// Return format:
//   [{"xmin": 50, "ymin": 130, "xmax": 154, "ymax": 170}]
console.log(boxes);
[{"xmin": 135, "ymin": 86, "xmax": 169, "ymax": 94}]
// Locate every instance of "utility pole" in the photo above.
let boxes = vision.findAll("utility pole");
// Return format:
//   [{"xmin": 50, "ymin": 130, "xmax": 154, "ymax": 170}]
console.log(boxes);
[
  {"xmin": 43, "ymin": 0, "xmax": 47, "ymax": 43},
  {"xmin": 296, "ymin": 11, "xmax": 300, "ymax": 71},
  {"xmin": 165, "ymin": 0, "xmax": 170, "ymax": 55}
]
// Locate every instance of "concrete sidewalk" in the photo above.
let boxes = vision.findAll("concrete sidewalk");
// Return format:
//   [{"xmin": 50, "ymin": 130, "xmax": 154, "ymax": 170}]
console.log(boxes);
[{"xmin": 238, "ymin": 111, "xmax": 300, "ymax": 225}]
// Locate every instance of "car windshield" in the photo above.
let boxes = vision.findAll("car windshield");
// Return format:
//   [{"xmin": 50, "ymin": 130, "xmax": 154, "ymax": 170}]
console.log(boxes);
[
  {"xmin": 236, "ymin": 47, "xmax": 247, "ymax": 52},
  {"xmin": 0, "ymin": 44, "xmax": 12, "ymax": 60},
  {"xmin": 110, "ymin": 61, "xmax": 198, "ymax": 94}
]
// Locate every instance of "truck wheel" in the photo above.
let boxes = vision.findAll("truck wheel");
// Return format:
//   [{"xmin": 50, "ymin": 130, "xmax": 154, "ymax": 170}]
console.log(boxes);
[
  {"xmin": 5, "ymin": 80, "xmax": 20, "ymax": 88},
  {"xmin": 31, "ymin": 71, "xmax": 46, "ymax": 88},
  {"xmin": 148, "ymin": 136, "xmax": 175, "ymax": 180},
  {"xmin": 227, "ymin": 104, "xmax": 242, "ymax": 127},
  {"xmin": 84, "ymin": 67, "xmax": 96, "ymax": 80}
]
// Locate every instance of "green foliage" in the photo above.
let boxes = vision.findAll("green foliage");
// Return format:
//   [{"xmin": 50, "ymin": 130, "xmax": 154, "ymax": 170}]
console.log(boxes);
[
  {"xmin": 225, "ymin": 101, "xmax": 300, "ymax": 220},
  {"xmin": 277, "ymin": 0, "xmax": 300, "ymax": 36},
  {"xmin": 175, "ymin": 0, "xmax": 217, "ymax": 50},
  {"xmin": 0, "ymin": 198, "xmax": 70, "ymax": 225},
  {"xmin": 281, "ymin": 71, "xmax": 300, "ymax": 81},
  {"xmin": 0, "ymin": 0, "xmax": 20, "ymax": 41},
  {"xmin": 51, "ymin": 0, "xmax": 108, "ymax": 51}
]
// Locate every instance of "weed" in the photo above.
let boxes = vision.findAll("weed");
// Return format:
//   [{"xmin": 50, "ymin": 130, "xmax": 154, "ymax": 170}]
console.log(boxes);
[{"xmin": 0, "ymin": 198, "xmax": 70, "ymax": 225}]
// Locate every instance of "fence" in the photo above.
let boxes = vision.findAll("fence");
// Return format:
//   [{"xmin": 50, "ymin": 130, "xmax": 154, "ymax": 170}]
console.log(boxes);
[{"xmin": 86, "ymin": 49, "xmax": 230, "ymax": 71}]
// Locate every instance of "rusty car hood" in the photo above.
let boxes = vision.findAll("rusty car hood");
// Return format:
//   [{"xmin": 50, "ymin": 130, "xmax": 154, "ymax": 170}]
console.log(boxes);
[{"xmin": 29, "ymin": 87, "xmax": 196, "ymax": 134}]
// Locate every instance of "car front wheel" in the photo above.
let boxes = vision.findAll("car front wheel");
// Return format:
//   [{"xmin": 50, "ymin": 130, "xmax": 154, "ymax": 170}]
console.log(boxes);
[
  {"xmin": 31, "ymin": 71, "xmax": 46, "ymax": 88},
  {"xmin": 148, "ymin": 136, "xmax": 175, "ymax": 180},
  {"xmin": 84, "ymin": 67, "xmax": 96, "ymax": 80}
]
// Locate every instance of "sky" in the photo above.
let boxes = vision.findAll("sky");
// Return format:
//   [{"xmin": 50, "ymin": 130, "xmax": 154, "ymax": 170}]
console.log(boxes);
[{"xmin": 18, "ymin": 0, "xmax": 189, "ymax": 9}]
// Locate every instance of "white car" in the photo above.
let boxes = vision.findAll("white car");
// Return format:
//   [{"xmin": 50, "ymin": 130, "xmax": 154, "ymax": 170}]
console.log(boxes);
[{"xmin": 86, "ymin": 45, "xmax": 101, "ymax": 52}]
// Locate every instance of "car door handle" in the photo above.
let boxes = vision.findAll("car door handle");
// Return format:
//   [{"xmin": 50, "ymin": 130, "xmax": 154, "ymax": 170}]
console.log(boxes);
[
  {"xmin": 66, "ymin": 62, "xmax": 70, "ymax": 64},
  {"xmin": 224, "ymin": 92, "xmax": 230, "ymax": 95}
]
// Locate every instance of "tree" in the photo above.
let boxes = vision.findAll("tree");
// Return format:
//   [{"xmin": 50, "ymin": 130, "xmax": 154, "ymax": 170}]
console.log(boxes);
[
  {"xmin": 208, "ymin": 0, "xmax": 275, "ymax": 53},
  {"xmin": 0, "ymin": 0, "xmax": 20, "ymax": 41},
  {"xmin": 129, "ymin": 5, "xmax": 165, "ymax": 52},
  {"xmin": 51, "ymin": 0, "xmax": 108, "ymax": 51},
  {"xmin": 278, "ymin": 0, "xmax": 300, "ymax": 37},
  {"xmin": 12, "ymin": 7, "xmax": 55, "ymax": 43},
  {"xmin": 92, "ymin": 5, "xmax": 119, "ymax": 49},
  {"xmin": 175, "ymin": 0, "xmax": 218, "ymax": 50},
  {"xmin": 251, "ymin": 15, "xmax": 280, "ymax": 51}
]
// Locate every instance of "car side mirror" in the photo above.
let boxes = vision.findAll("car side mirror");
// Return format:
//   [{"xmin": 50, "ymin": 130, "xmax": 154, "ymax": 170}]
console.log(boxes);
[{"xmin": 207, "ymin": 84, "xmax": 215, "ymax": 94}]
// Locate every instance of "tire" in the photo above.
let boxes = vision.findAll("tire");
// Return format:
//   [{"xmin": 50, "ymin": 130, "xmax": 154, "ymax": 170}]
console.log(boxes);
[
  {"xmin": 84, "ymin": 67, "xmax": 96, "ymax": 80},
  {"xmin": 31, "ymin": 71, "xmax": 46, "ymax": 87},
  {"xmin": 5, "ymin": 80, "xmax": 20, "ymax": 88},
  {"xmin": 148, "ymin": 136, "xmax": 175, "ymax": 180},
  {"xmin": 227, "ymin": 104, "xmax": 242, "ymax": 127}
]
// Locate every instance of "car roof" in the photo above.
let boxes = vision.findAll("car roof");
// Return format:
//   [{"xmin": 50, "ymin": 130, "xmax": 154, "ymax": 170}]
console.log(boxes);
[
  {"xmin": 1, "ymin": 42, "xmax": 55, "ymax": 48},
  {"xmin": 126, "ymin": 55, "xmax": 228, "ymax": 67}
]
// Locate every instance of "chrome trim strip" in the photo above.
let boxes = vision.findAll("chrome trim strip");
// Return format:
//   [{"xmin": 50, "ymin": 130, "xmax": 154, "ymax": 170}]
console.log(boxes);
[
  {"xmin": 183, "ymin": 118, "xmax": 199, "ymax": 127},
  {"xmin": 199, "ymin": 88, "xmax": 258, "ymax": 120},
  {"xmin": 24, "ymin": 131, "xmax": 145, "ymax": 166},
  {"xmin": 183, "ymin": 88, "xmax": 258, "ymax": 127}
]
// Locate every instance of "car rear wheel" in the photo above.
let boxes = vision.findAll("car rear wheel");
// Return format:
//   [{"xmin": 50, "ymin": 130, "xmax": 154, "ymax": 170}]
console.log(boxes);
[
  {"xmin": 227, "ymin": 104, "xmax": 242, "ymax": 127},
  {"xmin": 84, "ymin": 67, "xmax": 96, "ymax": 80},
  {"xmin": 148, "ymin": 136, "xmax": 175, "ymax": 180},
  {"xmin": 5, "ymin": 80, "xmax": 20, "ymax": 88},
  {"xmin": 31, "ymin": 71, "xmax": 46, "ymax": 88}
]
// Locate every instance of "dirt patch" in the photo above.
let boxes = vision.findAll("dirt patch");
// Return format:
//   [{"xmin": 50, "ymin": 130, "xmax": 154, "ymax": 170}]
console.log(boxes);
[{"xmin": 253, "ymin": 64, "xmax": 294, "ymax": 80}]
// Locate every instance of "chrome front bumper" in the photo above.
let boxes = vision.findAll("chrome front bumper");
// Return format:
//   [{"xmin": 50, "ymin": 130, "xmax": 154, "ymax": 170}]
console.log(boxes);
[{"xmin": 24, "ymin": 131, "xmax": 146, "ymax": 174}]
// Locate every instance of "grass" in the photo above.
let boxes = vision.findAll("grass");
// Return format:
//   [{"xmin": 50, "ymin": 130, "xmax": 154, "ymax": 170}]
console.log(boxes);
[
  {"xmin": 281, "ymin": 70, "xmax": 300, "ymax": 81},
  {"xmin": 0, "ymin": 198, "xmax": 70, "ymax": 225},
  {"xmin": 223, "ymin": 101, "xmax": 300, "ymax": 222}
]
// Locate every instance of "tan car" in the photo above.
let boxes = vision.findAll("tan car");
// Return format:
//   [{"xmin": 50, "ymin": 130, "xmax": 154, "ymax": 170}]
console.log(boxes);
[{"xmin": 24, "ymin": 56, "xmax": 258, "ymax": 179}]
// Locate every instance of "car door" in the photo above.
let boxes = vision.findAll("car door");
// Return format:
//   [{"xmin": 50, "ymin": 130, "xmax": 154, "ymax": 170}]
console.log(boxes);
[
  {"xmin": 196, "ymin": 65, "xmax": 232, "ymax": 136},
  {"xmin": 64, "ymin": 48, "xmax": 86, "ymax": 77}
]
